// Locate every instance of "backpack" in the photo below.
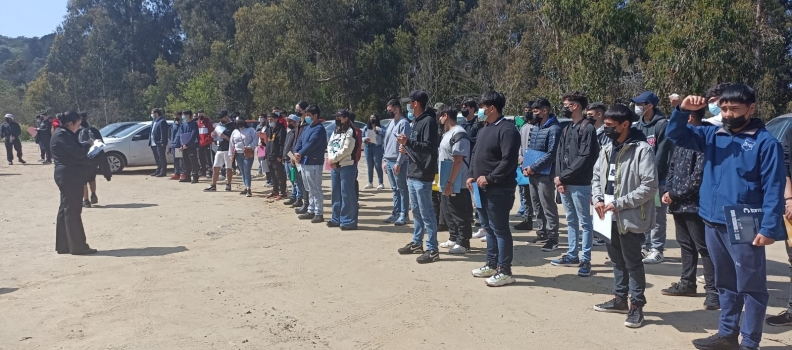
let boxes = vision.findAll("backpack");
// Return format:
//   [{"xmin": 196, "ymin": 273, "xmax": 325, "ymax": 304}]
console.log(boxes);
[{"xmin": 449, "ymin": 131, "xmax": 471, "ymax": 168}]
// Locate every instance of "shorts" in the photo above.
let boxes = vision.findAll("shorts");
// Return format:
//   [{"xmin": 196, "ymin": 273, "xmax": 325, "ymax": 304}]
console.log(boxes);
[
  {"xmin": 86, "ymin": 165, "xmax": 98, "ymax": 183},
  {"xmin": 213, "ymin": 151, "xmax": 231, "ymax": 168}
]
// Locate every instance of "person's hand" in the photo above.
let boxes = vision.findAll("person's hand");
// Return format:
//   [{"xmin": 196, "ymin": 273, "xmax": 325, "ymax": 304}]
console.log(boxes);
[
  {"xmin": 557, "ymin": 184, "xmax": 566, "ymax": 195},
  {"xmin": 785, "ymin": 199, "xmax": 792, "ymax": 220},
  {"xmin": 525, "ymin": 167, "xmax": 535, "ymax": 176},
  {"xmin": 181, "ymin": 145, "xmax": 187, "ymax": 150},
  {"xmin": 519, "ymin": 155, "xmax": 523, "ymax": 164},
  {"xmin": 393, "ymin": 163, "xmax": 401, "ymax": 175},
  {"xmin": 753, "ymin": 234, "xmax": 775, "ymax": 247},
  {"xmin": 167, "ymin": 148, "xmax": 172, "ymax": 155},
  {"xmin": 211, "ymin": 131, "xmax": 217, "ymax": 137},
  {"xmin": 466, "ymin": 177, "xmax": 474, "ymax": 192},
  {"xmin": 277, "ymin": 157, "xmax": 282, "ymax": 162},
  {"xmin": 594, "ymin": 201, "xmax": 606, "ymax": 219},
  {"xmin": 330, "ymin": 163, "xmax": 338, "ymax": 169},
  {"xmin": 364, "ymin": 137, "xmax": 371, "ymax": 143},
  {"xmin": 662, "ymin": 192, "xmax": 672, "ymax": 205},
  {"xmin": 398, "ymin": 144, "xmax": 407, "ymax": 154},
  {"xmin": 680, "ymin": 95, "xmax": 707, "ymax": 112},
  {"xmin": 375, "ymin": 126, "xmax": 381, "ymax": 132},
  {"xmin": 443, "ymin": 183, "xmax": 453, "ymax": 196},
  {"xmin": 554, "ymin": 176, "xmax": 562, "ymax": 188},
  {"xmin": 294, "ymin": 153, "xmax": 302, "ymax": 162},
  {"xmin": 382, "ymin": 162, "xmax": 387, "ymax": 173},
  {"xmin": 476, "ymin": 176, "xmax": 488, "ymax": 188},
  {"xmin": 396, "ymin": 134, "xmax": 408, "ymax": 145},
  {"xmin": 9, "ymin": 136, "xmax": 14, "ymax": 142},
  {"xmin": 669, "ymin": 94, "xmax": 682, "ymax": 108}
]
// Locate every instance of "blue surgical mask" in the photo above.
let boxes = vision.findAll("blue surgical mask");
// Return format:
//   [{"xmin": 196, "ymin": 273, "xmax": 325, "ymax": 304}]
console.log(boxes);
[
  {"xmin": 150, "ymin": 114, "xmax": 155, "ymax": 119},
  {"xmin": 182, "ymin": 115, "xmax": 188, "ymax": 119},
  {"xmin": 708, "ymin": 102, "xmax": 721, "ymax": 116},
  {"xmin": 476, "ymin": 108, "xmax": 485, "ymax": 118},
  {"xmin": 269, "ymin": 122, "xmax": 275, "ymax": 128},
  {"xmin": 407, "ymin": 112, "xmax": 414, "ymax": 121},
  {"xmin": 406, "ymin": 103, "xmax": 414, "ymax": 115},
  {"xmin": 305, "ymin": 116, "xmax": 313, "ymax": 124}
]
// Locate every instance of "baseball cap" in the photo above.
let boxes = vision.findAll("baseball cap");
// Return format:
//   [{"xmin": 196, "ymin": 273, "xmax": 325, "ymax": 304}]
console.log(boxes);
[
  {"xmin": 630, "ymin": 91, "xmax": 660, "ymax": 106},
  {"xmin": 433, "ymin": 102, "xmax": 446, "ymax": 110},
  {"xmin": 287, "ymin": 114, "xmax": 300, "ymax": 123},
  {"xmin": 409, "ymin": 90, "xmax": 429, "ymax": 105},
  {"xmin": 334, "ymin": 109, "xmax": 351, "ymax": 119}
]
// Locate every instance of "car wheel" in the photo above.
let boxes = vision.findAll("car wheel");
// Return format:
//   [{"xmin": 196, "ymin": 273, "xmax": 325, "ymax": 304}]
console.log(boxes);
[{"xmin": 106, "ymin": 152, "xmax": 126, "ymax": 173}]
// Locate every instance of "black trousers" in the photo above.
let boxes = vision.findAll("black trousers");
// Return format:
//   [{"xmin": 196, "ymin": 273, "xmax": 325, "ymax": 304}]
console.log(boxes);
[
  {"xmin": 182, "ymin": 148, "xmax": 199, "ymax": 179},
  {"xmin": 54, "ymin": 168, "xmax": 89, "ymax": 253},
  {"xmin": 269, "ymin": 158, "xmax": 287, "ymax": 195},
  {"xmin": 432, "ymin": 190, "xmax": 447, "ymax": 227},
  {"xmin": 674, "ymin": 212, "xmax": 716, "ymax": 294},
  {"xmin": 606, "ymin": 226, "xmax": 647, "ymax": 307},
  {"xmin": 198, "ymin": 146, "xmax": 212, "ymax": 174},
  {"xmin": 39, "ymin": 136, "xmax": 52, "ymax": 161},
  {"xmin": 4, "ymin": 139, "xmax": 22, "ymax": 162},
  {"xmin": 442, "ymin": 189, "xmax": 473, "ymax": 248}
]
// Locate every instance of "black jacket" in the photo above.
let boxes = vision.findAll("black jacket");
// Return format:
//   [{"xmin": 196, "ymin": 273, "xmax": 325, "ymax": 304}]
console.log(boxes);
[
  {"xmin": 0, "ymin": 121, "xmax": 22, "ymax": 140},
  {"xmin": 36, "ymin": 119, "xmax": 52, "ymax": 143},
  {"xmin": 283, "ymin": 128, "xmax": 297, "ymax": 160},
  {"xmin": 468, "ymin": 116, "xmax": 520, "ymax": 189},
  {"xmin": 405, "ymin": 109, "xmax": 439, "ymax": 182},
  {"xmin": 526, "ymin": 115, "xmax": 562, "ymax": 175},
  {"xmin": 461, "ymin": 116, "xmax": 483, "ymax": 148},
  {"xmin": 51, "ymin": 126, "xmax": 91, "ymax": 186},
  {"xmin": 665, "ymin": 144, "xmax": 704, "ymax": 214},
  {"xmin": 635, "ymin": 110, "xmax": 673, "ymax": 185},
  {"xmin": 555, "ymin": 118, "xmax": 599, "ymax": 186},
  {"xmin": 266, "ymin": 122, "xmax": 287, "ymax": 161}
]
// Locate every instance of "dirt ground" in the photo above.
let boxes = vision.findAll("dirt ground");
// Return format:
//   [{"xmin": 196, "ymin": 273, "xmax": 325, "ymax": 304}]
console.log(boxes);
[{"xmin": 1, "ymin": 142, "xmax": 791, "ymax": 350}]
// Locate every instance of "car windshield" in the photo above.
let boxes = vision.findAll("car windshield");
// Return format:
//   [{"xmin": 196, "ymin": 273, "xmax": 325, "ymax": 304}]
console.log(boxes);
[
  {"xmin": 103, "ymin": 124, "xmax": 136, "ymax": 138},
  {"xmin": 110, "ymin": 124, "xmax": 145, "ymax": 138}
]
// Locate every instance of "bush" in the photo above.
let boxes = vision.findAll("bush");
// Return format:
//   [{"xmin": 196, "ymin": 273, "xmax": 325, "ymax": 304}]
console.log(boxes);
[{"xmin": 18, "ymin": 125, "xmax": 33, "ymax": 142}]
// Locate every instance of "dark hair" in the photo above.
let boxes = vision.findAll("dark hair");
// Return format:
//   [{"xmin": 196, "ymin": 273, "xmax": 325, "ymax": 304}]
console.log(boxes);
[
  {"xmin": 706, "ymin": 83, "xmax": 733, "ymax": 100},
  {"xmin": 59, "ymin": 111, "xmax": 81, "ymax": 125},
  {"xmin": 532, "ymin": 98, "xmax": 552, "ymax": 110},
  {"xmin": 690, "ymin": 107, "xmax": 707, "ymax": 121},
  {"xmin": 258, "ymin": 113, "xmax": 266, "ymax": 118},
  {"xmin": 306, "ymin": 105, "xmax": 320, "ymax": 118},
  {"xmin": 368, "ymin": 114, "xmax": 381, "ymax": 128},
  {"xmin": 218, "ymin": 109, "xmax": 229, "ymax": 118},
  {"xmin": 183, "ymin": 110, "xmax": 193, "ymax": 116},
  {"xmin": 152, "ymin": 108, "xmax": 163, "ymax": 117},
  {"xmin": 562, "ymin": 91, "xmax": 589, "ymax": 110},
  {"xmin": 524, "ymin": 100, "xmax": 535, "ymax": 109},
  {"xmin": 235, "ymin": 118, "xmax": 247, "ymax": 128},
  {"xmin": 79, "ymin": 112, "xmax": 88, "ymax": 121},
  {"xmin": 334, "ymin": 110, "xmax": 354, "ymax": 134},
  {"xmin": 480, "ymin": 90, "xmax": 506, "ymax": 113},
  {"xmin": 438, "ymin": 106, "xmax": 459, "ymax": 122},
  {"xmin": 174, "ymin": 110, "xmax": 182, "ymax": 116},
  {"xmin": 386, "ymin": 99, "xmax": 401, "ymax": 109},
  {"xmin": 266, "ymin": 113, "xmax": 277, "ymax": 119},
  {"xmin": 273, "ymin": 106, "xmax": 282, "ymax": 111},
  {"xmin": 718, "ymin": 84, "xmax": 755, "ymax": 105},
  {"xmin": 297, "ymin": 101, "xmax": 309, "ymax": 110},
  {"xmin": 586, "ymin": 102, "xmax": 607, "ymax": 115},
  {"xmin": 603, "ymin": 104, "xmax": 635, "ymax": 126},
  {"xmin": 196, "ymin": 109, "xmax": 205, "ymax": 114},
  {"xmin": 462, "ymin": 100, "xmax": 477, "ymax": 109}
]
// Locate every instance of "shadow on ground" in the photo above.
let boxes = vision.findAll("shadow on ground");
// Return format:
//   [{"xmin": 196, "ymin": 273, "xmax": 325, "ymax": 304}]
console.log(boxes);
[
  {"xmin": 0, "ymin": 288, "xmax": 19, "ymax": 295},
  {"xmin": 90, "ymin": 246, "xmax": 188, "ymax": 257},
  {"xmin": 93, "ymin": 203, "xmax": 158, "ymax": 209}
]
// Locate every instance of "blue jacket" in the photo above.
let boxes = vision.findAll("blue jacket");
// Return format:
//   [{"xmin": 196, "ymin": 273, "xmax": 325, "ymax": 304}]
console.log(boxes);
[
  {"xmin": 170, "ymin": 122, "xmax": 183, "ymax": 150},
  {"xmin": 150, "ymin": 117, "xmax": 169, "ymax": 145},
  {"xmin": 666, "ymin": 106, "xmax": 786, "ymax": 240},
  {"xmin": 293, "ymin": 122, "xmax": 328, "ymax": 165},
  {"xmin": 526, "ymin": 115, "xmax": 562, "ymax": 175},
  {"xmin": 181, "ymin": 119, "xmax": 200, "ymax": 149}
]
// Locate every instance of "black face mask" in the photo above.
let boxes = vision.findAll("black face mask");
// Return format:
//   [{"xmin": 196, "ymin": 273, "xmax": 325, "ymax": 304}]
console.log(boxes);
[
  {"xmin": 387, "ymin": 111, "xmax": 395, "ymax": 118},
  {"xmin": 604, "ymin": 126, "xmax": 621, "ymax": 140},
  {"xmin": 722, "ymin": 114, "xmax": 749, "ymax": 131},
  {"xmin": 335, "ymin": 119, "xmax": 343, "ymax": 126},
  {"xmin": 199, "ymin": 115, "xmax": 205, "ymax": 120},
  {"xmin": 461, "ymin": 109, "xmax": 470, "ymax": 118},
  {"xmin": 523, "ymin": 112, "xmax": 532, "ymax": 121},
  {"xmin": 288, "ymin": 124, "xmax": 296, "ymax": 129},
  {"xmin": 562, "ymin": 107, "xmax": 573, "ymax": 119}
]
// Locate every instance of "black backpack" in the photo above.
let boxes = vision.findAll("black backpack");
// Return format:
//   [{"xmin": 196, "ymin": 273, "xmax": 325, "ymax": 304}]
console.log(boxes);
[{"xmin": 449, "ymin": 131, "xmax": 471, "ymax": 168}]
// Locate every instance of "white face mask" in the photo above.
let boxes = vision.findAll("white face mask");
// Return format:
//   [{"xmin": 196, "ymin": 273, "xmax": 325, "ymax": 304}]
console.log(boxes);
[{"xmin": 634, "ymin": 105, "xmax": 645, "ymax": 116}]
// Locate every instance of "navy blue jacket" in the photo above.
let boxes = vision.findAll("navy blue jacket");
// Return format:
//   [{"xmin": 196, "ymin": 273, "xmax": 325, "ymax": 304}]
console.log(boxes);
[
  {"xmin": 150, "ymin": 117, "xmax": 169, "ymax": 146},
  {"xmin": 181, "ymin": 119, "xmax": 200, "ymax": 149},
  {"xmin": 666, "ymin": 106, "xmax": 786, "ymax": 240},
  {"xmin": 293, "ymin": 122, "xmax": 328, "ymax": 165},
  {"xmin": 170, "ymin": 122, "xmax": 183, "ymax": 150},
  {"xmin": 526, "ymin": 115, "xmax": 562, "ymax": 175}
]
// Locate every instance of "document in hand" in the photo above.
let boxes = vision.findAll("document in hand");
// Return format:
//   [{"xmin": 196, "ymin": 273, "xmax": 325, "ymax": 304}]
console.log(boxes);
[
  {"xmin": 87, "ymin": 141, "xmax": 106, "ymax": 159},
  {"xmin": 287, "ymin": 151, "xmax": 297, "ymax": 161},
  {"xmin": 214, "ymin": 125, "xmax": 226, "ymax": 142},
  {"xmin": 366, "ymin": 129, "xmax": 377, "ymax": 143},
  {"xmin": 472, "ymin": 183, "xmax": 482, "ymax": 208},
  {"xmin": 523, "ymin": 149, "xmax": 551, "ymax": 175},
  {"xmin": 174, "ymin": 148, "xmax": 183, "ymax": 159},
  {"xmin": 439, "ymin": 160, "xmax": 463, "ymax": 194},
  {"xmin": 591, "ymin": 194, "xmax": 615, "ymax": 242},
  {"xmin": 723, "ymin": 205, "xmax": 761, "ymax": 245},
  {"xmin": 516, "ymin": 168, "xmax": 530, "ymax": 186}
]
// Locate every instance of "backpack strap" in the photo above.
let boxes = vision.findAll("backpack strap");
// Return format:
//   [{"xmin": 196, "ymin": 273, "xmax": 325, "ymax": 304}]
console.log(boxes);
[{"xmin": 450, "ymin": 132, "xmax": 471, "ymax": 168}]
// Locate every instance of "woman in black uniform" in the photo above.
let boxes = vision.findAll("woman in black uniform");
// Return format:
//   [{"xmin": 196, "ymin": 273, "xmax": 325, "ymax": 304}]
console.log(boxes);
[{"xmin": 51, "ymin": 111, "xmax": 97, "ymax": 255}]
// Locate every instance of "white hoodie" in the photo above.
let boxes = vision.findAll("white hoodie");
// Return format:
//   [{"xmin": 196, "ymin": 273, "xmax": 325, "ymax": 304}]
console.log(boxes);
[{"xmin": 327, "ymin": 128, "xmax": 357, "ymax": 167}]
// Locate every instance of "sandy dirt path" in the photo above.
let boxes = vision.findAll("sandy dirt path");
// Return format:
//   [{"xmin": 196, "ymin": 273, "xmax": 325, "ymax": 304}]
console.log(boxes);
[{"xmin": 1, "ymin": 142, "xmax": 791, "ymax": 349}]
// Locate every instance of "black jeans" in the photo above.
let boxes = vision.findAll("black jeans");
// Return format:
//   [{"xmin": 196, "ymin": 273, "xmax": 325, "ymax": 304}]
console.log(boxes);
[
  {"xmin": 606, "ymin": 226, "xmax": 647, "ymax": 307},
  {"xmin": 39, "ymin": 136, "xmax": 52, "ymax": 161},
  {"xmin": 198, "ymin": 146, "xmax": 212, "ymax": 174},
  {"xmin": 54, "ymin": 167, "xmax": 90, "ymax": 253},
  {"xmin": 4, "ymin": 139, "xmax": 23, "ymax": 162},
  {"xmin": 269, "ymin": 158, "xmax": 287, "ymax": 195},
  {"xmin": 433, "ymin": 190, "xmax": 447, "ymax": 227},
  {"xmin": 442, "ymin": 189, "xmax": 473, "ymax": 248},
  {"xmin": 151, "ymin": 145, "xmax": 167, "ymax": 174},
  {"xmin": 674, "ymin": 213, "xmax": 716, "ymax": 294},
  {"xmin": 182, "ymin": 148, "xmax": 199, "ymax": 179}
]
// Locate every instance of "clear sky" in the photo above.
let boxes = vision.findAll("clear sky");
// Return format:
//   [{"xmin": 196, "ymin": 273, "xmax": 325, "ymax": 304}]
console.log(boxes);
[{"xmin": 0, "ymin": 0, "xmax": 68, "ymax": 38}]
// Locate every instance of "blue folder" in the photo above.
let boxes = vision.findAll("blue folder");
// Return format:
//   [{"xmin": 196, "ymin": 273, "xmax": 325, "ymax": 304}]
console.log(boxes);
[
  {"xmin": 523, "ymin": 149, "xmax": 551, "ymax": 175},
  {"xmin": 472, "ymin": 183, "xmax": 482, "ymax": 208},
  {"xmin": 439, "ymin": 160, "xmax": 463, "ymax": 193},
  {"xmin": 516, "ymin": 167, "xmax": 530, "ymax": 186}
]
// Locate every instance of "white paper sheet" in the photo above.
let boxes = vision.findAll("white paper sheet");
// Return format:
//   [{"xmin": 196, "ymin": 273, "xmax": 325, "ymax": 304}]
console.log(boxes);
[
  {"xmin": 366, "ymin": 129, "xmax": 377, "ymax": 143},
  {"xmin": 592, "ymin": 195, "xmax": 615, "ymax": 242}
]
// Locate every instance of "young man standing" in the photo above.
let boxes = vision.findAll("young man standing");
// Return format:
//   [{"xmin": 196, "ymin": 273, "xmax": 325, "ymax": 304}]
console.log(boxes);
[
  {"xmin": 592, "ymin": 104, "xmax": 657, "ymax": 329},
  {"xmin": 669, "ymin": 85, "xmax": 785, "ymax": 350},
  {"xmin": 514, "ymin": 101, "xmax": 536, "ymax": 231},
  {"xmin": 293, "ymin": 105, "xmax": 328, "ymax": 223},
  {"xmin": 149, "ymin": 108, "xmax": 169, "ymax": 177},
  {"xmin": 551, "ymin": 92, "xmax": 599, "ymax": 277},
  {"xmin": 1, "ymin": 114, "xmax": 25, "ymax": 165},
  {"xmin": 659, "ymin": 106, "xmax": 719, "ymax": 311},
  {"xmin": 37, "ymin": 113, "xmax": 53, "ymax": 164},
  {"xmin": 179, "ymin": 110, "xmax": 200, "ymax": 184},
  {"xmin": 466, "ymin": 90, "xmax": 520, "ymax": 286},
  {"xmin": 461, "ymin": 99, "xmax": 488, "ymax": 239},
  {"xmin": 286, "ymin": 101, "xmax": 310, "ymax": 209},
  {"xmin": 523, "ymin": 99, "xmax": 562, "ymax": 249},
  {"xmin": 586, "ymin": 102, "xmax": 609, "ymax": 147},
  {"xmin": 283, "ymin": 114, "xmax": 302, "ymax": 205},
  {"xmin": 396, "ymin": 90, "xmax": 440, "ymax": 264},
  {"xmin": 436, "ymin": 106, "xmax": 473, "ymax": 255},
  {"xmin": 168, "ymin": 111, "xmax": 184, "ymax": 180},
  {"xmin": 382, "ymin": 99, "xmax": 411, "ymax": 226},
  {"xmin": 195, "ymin": 110, "xmax": 214, "ymax": 178},
  {"xmin": 630, "ymin": 91, "xmax": 673, "ymax": 264},
  {"xmin": 204, "ymin": 110, "xmax": 235, "ymax": 192},
  {"xmin": 266, "ymin": 113, "xmax": 288, "ymax": 199}
]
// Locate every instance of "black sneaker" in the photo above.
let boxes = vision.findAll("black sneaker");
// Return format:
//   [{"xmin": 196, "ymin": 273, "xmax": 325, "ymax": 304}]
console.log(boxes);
[
  {"xmin": 531, "ymin": 235, "xmax": 549, "ymax": 244},
  {"xmin": 514, "ymin": 219, "xmax": 533, "ymax": 231},
  {"xmin": 239, "ymin": 189, "xmax": 247, "ymax": 195},
  {"xmin": 90, "ymin": 193, "xmax": 98, "ymax": 204},
  {"xmin": 204, "ymin": 185, "xmax": 217, "ymax": 192},
  {"xmin": 298, "ymin": 213, "xmax": 315, "ymax": 220},
  {"xmin": 541, "ymin": 239, "xmax": 559, "ymax": 252},
  {"xmin": 283, "ymin": 198, "xmax": 296, "ymax": 206},
  {"xmin": 150, "ymin": 172, "xmax": 160, "ymax": 177},
  {"xmin": 82, "ymin": 200, "xmax": 92, "ymax": 208},
  {"xmin": 340, "ymin": 226, "xmax": 357, "ymax": 231},
  {"xmin": 397, "ymin": 242, "xmax": 424, "ymax": 255},
  {"xmin": 179, "ymin": 177, "xmax": 191, "ymax": 183},
  {"xmin": 246, "ymin": 189, "xmax": 252, "ymax": 197},
  {"xmin": 291, "ymin": 199, "xmax": 303, "ymax": 208},
  {"xmin": 593, "ymin": 296, "xmax": 629, "ymax": 314},
  {"xmin": 661, "ymin": 281, "xmax": 698, "ymax": 297},
  {"xmin": 311, "ymin": 215, "xmax": 325, "ymax": 223},
  {"xmin": 691, "ymin": 333, "xmax": 739, "ymax": 350},
  {"xmin": 704, "ymin": 293, "xmax": 721, "ymax": 310},
  {"xmin": 437, "ymin": 224, "xmax": 449, "ymax": 232},
  {"xmin": 295, "ymin": 207, "xmax": 308, "ymax": 214},
  {"xmin": 766, "ymin": 310, "xmax": 792, "ymax": 326},
  {"xmin": 190, "ymin": 178, "xmax": 198, "ymax": 184},
  {"xmin": 225, "ymin": 184, "xmax": 232, "ymax": 191},
  {"xmin": 18, "ymin": 158, "xmax": 25, "ymax": 164},
  {"xmin": 416, "ymin": 250, "xmax": 439, "ymax": 264},
  {"xmin": 624, "ymin": 304, "xmax": 644, "ymax": 328},
  {"xmin": 326, "ymin": 220, "xmax": 340, "ymax": 228},
  {"xmin": 473, "ymin": 221, "xmax": 481, "ymax": 228}
]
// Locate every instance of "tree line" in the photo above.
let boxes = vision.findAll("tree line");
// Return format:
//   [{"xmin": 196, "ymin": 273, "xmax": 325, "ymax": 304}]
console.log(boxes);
[{"xmin": 4, "ymin": 0, "xmax": 791, "ymax": 127}]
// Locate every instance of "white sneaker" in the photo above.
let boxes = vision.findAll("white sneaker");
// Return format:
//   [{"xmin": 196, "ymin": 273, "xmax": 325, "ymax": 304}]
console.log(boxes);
[
  {"xmin": 641, "ymin": 248, "xmax": 650, "ymax": 258},
  {"xmin": 472, "ymin": 228, "xmax": 487, "ymax": 238},
  {"xmin": 480, "ymin": 236, "xmax": 487, "ymax": 242},
  {"xmin": 439, "ymin": 240, "xmax": 456, "ymax": 249},
  {"xmin": 364, "ymin": 183, "xmax": 373, "ymax": 189},
  {"xmin": 696, "ymin": 275, "xmax": 705, "ymax": 284},
  {"xmin": 377, "ymin": 184, "xmax": 384, "ymax": 190},
  {"xmin": 643, "ymin": 249, "xmax": 664, "ymax": 264},
  {"xmin": 449, "ymin": 244, "xmax": 469, "ymax": 254},
  {"xmin": 485, "ymin": 272, "xmax": 515, "ymax": 287},
  {"xmin": 472, "ymin": 265, "xmax": 497, "ymax": 278}
]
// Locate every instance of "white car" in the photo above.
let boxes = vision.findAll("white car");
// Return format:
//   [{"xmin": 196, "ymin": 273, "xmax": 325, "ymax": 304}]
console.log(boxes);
[{"xmin": 102, "ymin": 121, "xmax": 174, "ymax": 173}]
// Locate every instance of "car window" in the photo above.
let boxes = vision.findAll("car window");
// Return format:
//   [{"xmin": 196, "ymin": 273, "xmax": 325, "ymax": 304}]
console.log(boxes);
[
  {"xmin": 134, "ymin": 127, "xmax": 151, "ymax": 140},
  {"xmin": 103, "ymin": 124, "xmax": 136, "ymax": 138},
  {"xmin": 112, "ymin": 124, "xmax": 145, "ymax": 138}
]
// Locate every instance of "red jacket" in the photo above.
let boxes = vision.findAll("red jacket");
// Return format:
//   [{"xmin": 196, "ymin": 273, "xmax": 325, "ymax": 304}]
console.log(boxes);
[{"xmin": 196, "ymin": 117, "xmax": 214, "ymax": 147}]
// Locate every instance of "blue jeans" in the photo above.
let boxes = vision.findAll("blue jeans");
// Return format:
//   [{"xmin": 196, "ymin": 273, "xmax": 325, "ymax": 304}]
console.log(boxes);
[
  {"xmin": 706, "ymin": 224, "xmax": 768, "ymax": 348},
  {"xmin": 408, "ymin": 178, "xmax": 437, "ymax": 251},
  {"xmin": 330, "ymin": 165, "xmax": 359, "ymax": 227},
  {"xmin": 301, "ymin": 164, "xmax": 324, "ymax": 215},
  {"xmin": 285, "ymin": 162, "xmax": 302, "ymax": 200},
  {"xmin": 517, "ymin": 185, "xmax": 526, "ymax": 215},
  {"xmin": 365, "ymin": 144, "xmax": 384, "ymax": 184},
  {"xmin": 479, "ymin": 186, "xmax": 515, "ymax": 275},
  {"xmin": 234, "ymin": 153, "xmax": 253, "ymax": 188},
  {"xmin": 385, "ymin": 160, "xmax": 409, "ymax": 217},
  {"xmin": 560, "ymin": 185, "xmax": 593, "ymax": 262}
]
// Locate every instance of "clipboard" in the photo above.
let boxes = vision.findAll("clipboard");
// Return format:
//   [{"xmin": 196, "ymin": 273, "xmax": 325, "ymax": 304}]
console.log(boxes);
[
  {"xmin": 287, "ymin": 151, "xmax": 297, "ymax": 161},
  {"xmin": 591, "ymin": 194, "xmax": 614, "ymax": 243},
  {"xmin": 366, "ymin": 129, "xmax": 377, "ymax": 143},
  {"xmin": 174, "ymin": 148, "xmax": 183, "ymax": 159}
]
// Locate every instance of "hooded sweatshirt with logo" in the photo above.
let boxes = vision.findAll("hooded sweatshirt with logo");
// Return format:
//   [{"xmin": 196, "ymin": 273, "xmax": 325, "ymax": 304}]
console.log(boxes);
[
  {"xmin": 635, "ymin": 111, "xmax": 673, "ymax": 185},
  {"xmin": 666, "ymin": 107, "xmax": 785, "ymax": 241}
]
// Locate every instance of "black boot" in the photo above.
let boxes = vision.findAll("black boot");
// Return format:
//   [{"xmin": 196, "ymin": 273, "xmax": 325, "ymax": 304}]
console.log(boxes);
[
  {"xmin": 291, "ymin": 199, "xmax": 303, "ymax": 208},
  {"xmin": 514, "ymin": 218, "xmax": 533, "ymax": 230}
]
